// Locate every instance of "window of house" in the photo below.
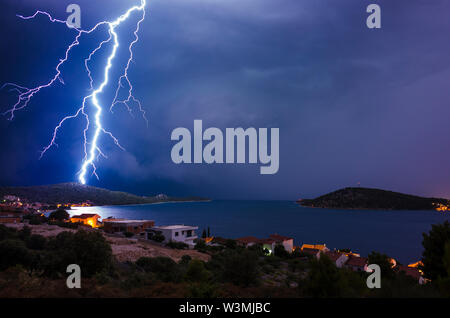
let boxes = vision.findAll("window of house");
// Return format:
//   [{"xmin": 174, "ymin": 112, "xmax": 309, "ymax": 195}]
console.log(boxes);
[{"xmin": 175, "ymin": 232, "xmax": 179, "ymax": 236}]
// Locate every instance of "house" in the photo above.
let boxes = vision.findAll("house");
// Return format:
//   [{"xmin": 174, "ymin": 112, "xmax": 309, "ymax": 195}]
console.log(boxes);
[
  {"xmin": 259, "ymin": 238, "xmax": 277, "ymax": 254},
  {"xmin": 147, "ymin": 225, "xmax": 198, "ymax": 247},
  {"xmin": 269, "ymin": 234, "xmax": 294, "ymax": 252},
  {"xmin": 320, "ymin": 251, "xmax": 349, "ymax": 268},
  {"xmin": 300, "ymin": 243, "xmax": 329, "ymax": 252},
  {"xmin": 236, "ymin": 236, "xmax": 261, "ymax": 248},
  {"xmin": 0, "ymin": 216, "xmax": 21, "ymax": 224},
  {"xmin": 236, "ymin": 234, "xmax": 294, "ymax": 254},
  {"xmin": 398, "ymin": 265, "xmax": 426, "ymax": 285},
  {"xmin": 301, "ymin": 248, "xmax": 321, "ymax": 258},
  {"xmin": 103, "ymin": 219, "xmax": 155, "ymax": 235},
  {"xmin": 345, "ymin": 255, "xmax": 369, "ymax": 272},
  {"xmin": 70, "ymin": 214, "xmax": 101, "ymax": 228}
]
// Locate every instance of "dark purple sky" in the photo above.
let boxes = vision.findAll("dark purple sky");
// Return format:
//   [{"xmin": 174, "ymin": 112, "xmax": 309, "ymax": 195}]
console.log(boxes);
[{"xmin": 0, "ymin": 0, "xmax": 450, "ymax": 200}]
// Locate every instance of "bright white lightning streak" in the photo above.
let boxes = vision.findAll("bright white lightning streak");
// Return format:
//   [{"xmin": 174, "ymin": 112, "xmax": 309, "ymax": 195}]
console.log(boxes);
[{"xmin": 2, "ymin": 0, "xmax": 147, "ymax": 185}]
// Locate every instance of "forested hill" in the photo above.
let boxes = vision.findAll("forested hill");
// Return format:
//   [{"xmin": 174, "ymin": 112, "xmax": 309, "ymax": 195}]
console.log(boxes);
[
  {"xmin": 298, "ymin": 187, "xmax": 449, "ymax": 210},
  {"xmin": 0, "ymin": 183, "xmax": 208, "ymax": 206}
]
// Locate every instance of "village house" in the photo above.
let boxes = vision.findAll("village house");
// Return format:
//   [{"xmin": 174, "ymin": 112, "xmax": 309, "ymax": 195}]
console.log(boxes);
[
  {"xmin": 70, "ymin": 213, "xmax": 101, "ymax": 228},
  {"xmin": 0, "ymin": 216, "xmax": 21, "ymax": 224},
  {"xmin": 300, "ymin": 243, "xmax": 329, "ymax": 252},
  {"xmin": 236, "ymin": 234, "xmax": 294, "ymax": 254},
  {"xmin": 147, "ymin": 225, "xmax": 198, "ymax": 247},
  {"xmin": 236, "ymin": 236, "xmax": 261, "ymax": 248},
  {"xmin": 345, "ymin": 255, "xmax": 369, "ymax": 272},
  {"xmin": 301, "ymin": 247, "xmax": 321, "ymax": 258},
  {"xmin": 398, "ymin": 265, "xmax": 426, "ymax": 285},
  {"xmin": 103, "ymin": 219, "xmax": 155, "ymax": 235},
  {"xmin": 320, "ymin": 251, "xmax": 349, "ymax": 268}
]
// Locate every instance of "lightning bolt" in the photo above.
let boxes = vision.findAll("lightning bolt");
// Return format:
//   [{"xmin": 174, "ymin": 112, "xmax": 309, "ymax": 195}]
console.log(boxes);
[{"xmin": 1, "ymin": 0, "xmax": 147, "ymax": 185}]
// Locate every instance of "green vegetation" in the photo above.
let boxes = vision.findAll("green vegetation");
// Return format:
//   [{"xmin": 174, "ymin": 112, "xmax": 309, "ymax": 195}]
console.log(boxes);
[
  {"xmin": 0, "ymin": 183, "xmax": 208, "ymax": 206},
  {"xmin": 0, "ymin": 221, "xmax": 450, "ymax": 298},
  {"xmin": 299, "ymin": 187, "xmax": 450, "ymax": 210},
  {"xmin": 48, "ymin": 209, "xmax": 70, "ymax": 221},
  {"xmin": 166, "ymin": 241, "xmax": 189, "ymax": 250},
  {"xmin": 0, "ymin": 225, "xmax": 111, "ymax": 278}
]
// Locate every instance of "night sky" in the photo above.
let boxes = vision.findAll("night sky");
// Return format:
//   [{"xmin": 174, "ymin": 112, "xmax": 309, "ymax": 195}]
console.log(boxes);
[{"xmin": 1, "ymin": 0, "xmax": 450, "ymax": 200}]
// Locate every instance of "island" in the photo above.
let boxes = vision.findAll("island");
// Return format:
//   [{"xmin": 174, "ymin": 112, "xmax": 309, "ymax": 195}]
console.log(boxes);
[
  {"xmin": 297, "ymin": 187, "xmax": 450, "ymax": 211},
  {"xmin": 0, "ymin": 182, "xmax": 209, "ymax": 207}
]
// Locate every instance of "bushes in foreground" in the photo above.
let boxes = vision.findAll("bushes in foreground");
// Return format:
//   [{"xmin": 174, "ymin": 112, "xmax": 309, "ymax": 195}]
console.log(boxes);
[{"xmin": 0, "ymin": 225, "xmax": 112, "ymax": 278}]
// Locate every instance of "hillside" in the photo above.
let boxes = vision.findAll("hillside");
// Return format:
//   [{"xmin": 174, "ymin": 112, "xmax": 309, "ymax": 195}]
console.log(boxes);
[
  {"xmin": 0, "ymin": 183, "xmax": 208, "ymax": 206},
  {"xmin": 297, "ymin": 187, "xmax": 450, "ymax": 210}
]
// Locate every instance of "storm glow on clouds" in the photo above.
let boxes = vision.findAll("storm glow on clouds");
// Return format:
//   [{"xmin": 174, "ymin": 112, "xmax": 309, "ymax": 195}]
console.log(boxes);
[{"xmin": 0, "ymin": 0, "xmax": 450, "ymax": 200}]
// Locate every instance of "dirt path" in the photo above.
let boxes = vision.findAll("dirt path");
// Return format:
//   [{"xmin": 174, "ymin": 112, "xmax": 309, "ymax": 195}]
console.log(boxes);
[{"xmin": 4, "ymin": 223, "xmax": 210, "ymax": 263}]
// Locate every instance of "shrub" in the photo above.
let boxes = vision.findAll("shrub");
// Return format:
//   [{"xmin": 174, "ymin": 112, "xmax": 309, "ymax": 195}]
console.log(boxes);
[
  {"xmin": 136, "ymin": 257, "xmax": 181, "ymax": 282},
  {"xmin": 43, "ymin": 230, "xmax": 112, "ymax": 277},
  {"xmin": 148, "ymin": 231, "xmax": 165, "ymax": 243},
  {"xmin": 184, "ymin": 260, "xmax": 211, "ymax": 282},
  {"xmin": 48, "ymin": 209, "xmax": 70, "ymax": 221},
  {"xmin": 0, "ymin": 239, "xmax": 33, "ymax": 270},
  {"xmin": 29, "ymin": 217, "xmax": 43, "ymax": 225},
  {"xmin": 422, "ymin": 221, "xmax": 450, "ymax": 280},
  {"xmin": 302, "ymin": 255, "xmax": 365, "ymax": 297},
  {"xmin": 166, "ymin": 241, "xmax": 189, "ymax": 250},
  {"xmin": 18, "ymin": 226, "xmax": 32, "ymax": 241},
  {"xmin": 195, "ymin": 240, "xmax": 207, "ymax": 252},
  {"xmin": 274, "ymin": 244, "xmax": 290, "ymax": 258},
  {"xmin": 25, "ymin": 234, "xmax": 47, "ymax": 250},
  {"xmin": 123, "ymin": 231, "xmax": 134, "ymax": 238},
  {"xmin": 0, "ymin": 224, "xmax": 18, "ymax": 241},
  {"xmin": 221, "ymin": 249, "xmax": 259, "ymax": 286},
  {"xmin": 179, "ymin": 255, "xmax": 192, "ymax": 265}
]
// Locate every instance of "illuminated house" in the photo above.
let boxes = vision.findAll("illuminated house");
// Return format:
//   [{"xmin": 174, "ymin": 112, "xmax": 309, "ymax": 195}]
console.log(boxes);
[
  {"xmin": 70, "ymin": 213, "xmax": 101, "ymax": 228},
  {"xmin": 319, "ymin": 251, "xmax": 349, "ymax": 267},
  {"xmin": 236, "ymin": 234, "xmax": 294, "ymax": 254},
  {"xmin": 300, "ymin": 243, "xmax": 329, "ymax": 252}
]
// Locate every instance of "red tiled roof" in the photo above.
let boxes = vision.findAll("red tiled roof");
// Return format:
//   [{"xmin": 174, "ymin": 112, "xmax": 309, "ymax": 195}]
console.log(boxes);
[
  {"xmin": 324, "ymin": 251, "xmax": 345, "ymax": 262},
  {"xmin": 269, "ymin": 234, "xmax": 293, "ymax": 242},
  {"xmin": 71, "ymin": 214, "xmax": 100, "ymax": 219},
  {"xmin": 346, "ymin": 256, "xmax": 367, "ymax": 267},
  {"xmin": 259, "ymin": 238, "xmax": 276, "ymax": 244},
  {"xmin": 302, "ymin": 248, "xmax": 320, "ymax": 255},
  {"xmin": 236, "ymin": 236, "xmax": 260, "ymax": 244},
  {"xmin": 398, "ymin": 266, "xmax": 422, "ymax": 280}
]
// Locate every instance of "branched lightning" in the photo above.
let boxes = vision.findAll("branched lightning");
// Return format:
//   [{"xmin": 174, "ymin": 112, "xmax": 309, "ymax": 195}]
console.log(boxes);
[{"xmin": 1, "ymin": 0, "xmax": 147, "ymax": 185}]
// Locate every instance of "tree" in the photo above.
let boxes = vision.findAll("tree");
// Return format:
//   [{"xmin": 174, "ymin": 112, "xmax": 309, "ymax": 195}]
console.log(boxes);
[
  {"xmin": 274, "ymin": 244, "xmax": 290, "ymax": 258},
  {"xmin": 44, "ymin": 230, "xmax": 112, "ymax": 277},
  {"xmin": 136, "ymin": 257, "xmax": 181, "ymax": 282},
  {"xmin": 26, "ymin": 234, "xmax": 47, "ymax": 250},
  {"xmin": 184, "ymin": 260, "xmax": 211, "ymax": 282},
  {"xmin": 202, "ymin": 229, "xmax": 207, "ymax": 239},
  {"xmin": 222, "ymin": 250, "xmax": 259, "ymax": 286},
  {"xmin": 421, "ymin": 221, "xmax": 450, "ymax": 280},
  {"xmin": 49, "ymin": 209, "xmax": 70, "ymax": 221},
  {"xmin": 148, "ymin": 231, "xmax": 165, "ymax": 243},
  {"xmin": 0, "ymin": 239, "xmax": 33, "ymax": 270},
  {"xmin": 207, "ymin": 227, "xmax": 211, "ymax": 238},
  {"xmin": 368, "ymin": 251, "xmax": 395, "ymax": 279},
  {"xmin": 303, "ymin": 255, "xmax": 365, "ymax": 297}
]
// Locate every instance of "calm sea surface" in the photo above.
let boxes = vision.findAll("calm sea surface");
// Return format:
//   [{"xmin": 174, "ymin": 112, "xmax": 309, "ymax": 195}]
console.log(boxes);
[{"xmin": 71, "ymin": 200, "xmax": 450, "ymax": 264}]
